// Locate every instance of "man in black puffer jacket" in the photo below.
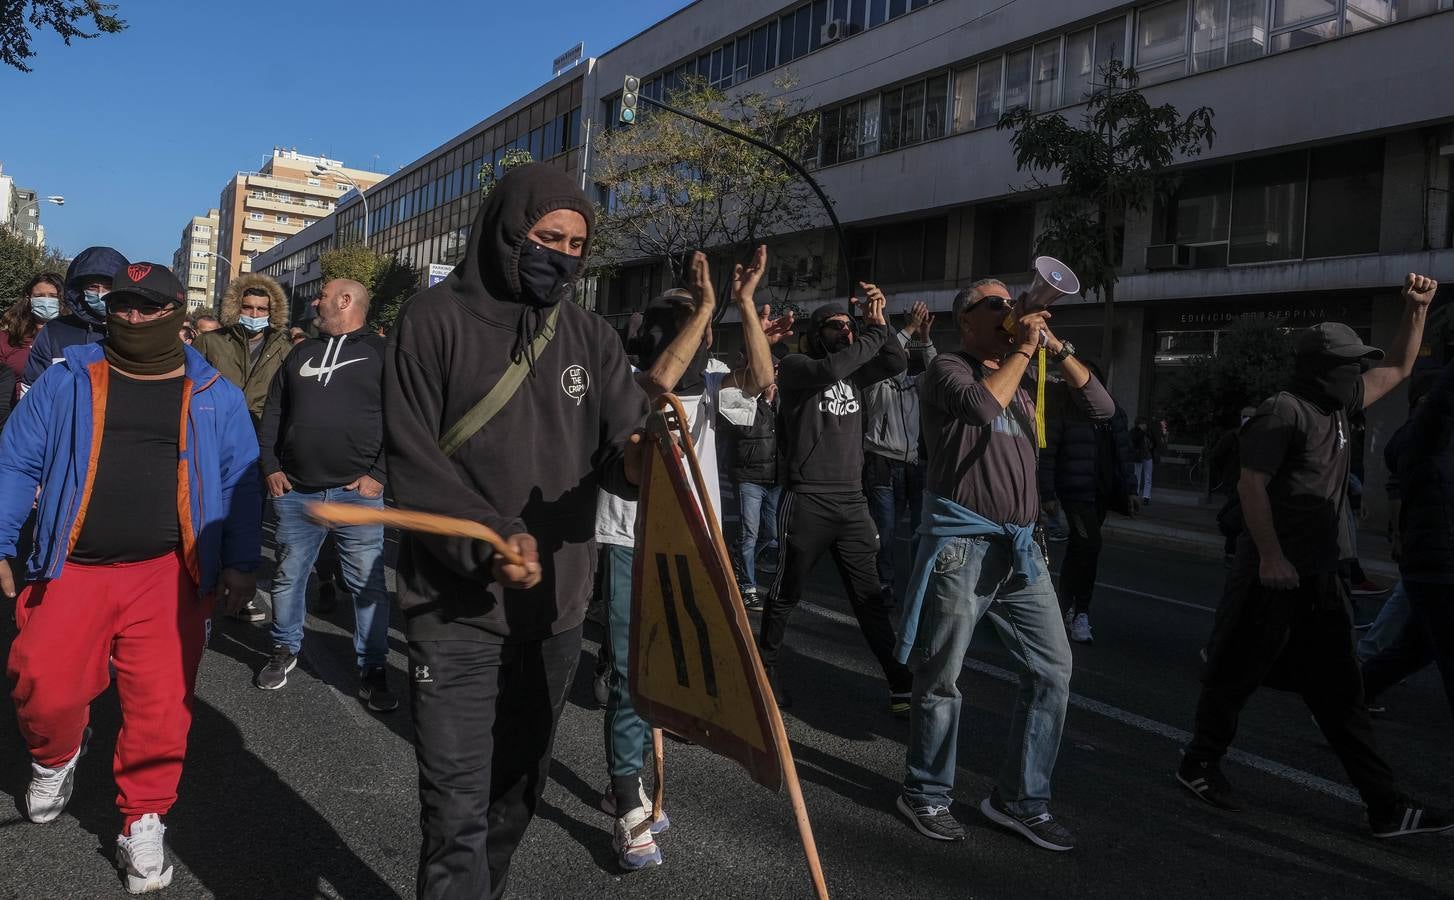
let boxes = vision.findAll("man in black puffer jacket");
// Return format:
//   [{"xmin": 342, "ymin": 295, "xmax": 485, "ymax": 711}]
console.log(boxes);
[
  {"xmin": 722, "ymin": 367, "xmax": 781, "ymax": 609},
  {"xmin": 1364, "ymin": 359, "xmax": 1454, "ymax": 725},
  {"xmin": 1037, "ymin": 362, "xmax": 1137, "ymax": 644}
]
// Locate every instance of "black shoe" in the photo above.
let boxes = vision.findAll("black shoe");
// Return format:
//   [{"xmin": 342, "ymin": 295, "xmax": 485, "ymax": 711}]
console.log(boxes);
[
  {"xmin": 888, "ymin": 692, "xmax": 911, "ymax": 719},
  {"xmin": 979, "ymin": 793, "xmax": 1075, "ymax": 851},
  {"xmin": 896, "ymin": 794, "xmax": 965, "ymax": 841},
  {"xmin": 232, "ymin": 597, "xmax": 268, "ymax": 624},
  {"xmin": 358, "ymin": 666, "xmax": 398, "ymax": 712},
  {"xmin": 593, "ymin": 670, "xmax": 610, "ymax": 708},
  {"xmin": 312, "ymin": 581, "xmax": 338, "ymax": 615},
  {"xmin": 1177, "ymin": 757, "xmax": 1240, "ymax": 811},
  {"xmin": 766, "ymin": 668, "xmax": 792, "ymax": 709},
  {"xmin": 742, "ymin": 588, "xmax": 765, "ymax": 611},
  {"xmin": 1369, "ymin": 800, "xmax": 1454, "ymax": 838},
  {"xmin": 256, "ymin": 644, "xmax": 297, "ymax": 690}
]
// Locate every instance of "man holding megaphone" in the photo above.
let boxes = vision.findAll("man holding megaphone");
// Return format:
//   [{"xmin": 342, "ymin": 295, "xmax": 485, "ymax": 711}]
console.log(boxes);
[{"xmin": 894, "ymin": 273, "xmax": 1113, "ymax": 852}]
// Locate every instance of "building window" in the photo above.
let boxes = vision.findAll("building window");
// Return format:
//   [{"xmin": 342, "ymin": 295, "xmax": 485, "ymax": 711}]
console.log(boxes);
[
  {"xmin": 276, "ymin": 215, "xmax": 289, "ymax": 223},
  {"xmin": 1063, "ymin": 28, "xmax": 1095, "ymax": 101},
  {"xmin": 248, "ymin": 212, "xmax": 263, "ymax": 221},
  {"xmin": 307, "ymin": 177, "xmax": 321, "ymax": 186},
  {"xmin": 1304, "ymin": 137, "xmax": 1383, "ymax": 257},
  {"xmin": 1031, "ymin": 39, "xmax": 1062, "ymax": 111},
  {"xmin": 976, "ymin": 203, "xmax": 1037, "ymax": 276},
  {"xmin": 193, "ymin": 225, "xmax": 210, "ymax": 234},
  {"xmin": 1229, "ymin": 150, "xmax": 1307, "ymax": 263},
  {"xmin": 975, "ymin": 58, "xmax": 1003, "ymax": 126},
  {"xmin": 1136, "ymin": 1, "xmax": 1190, "ymax": 84},
  {"xmin": 1003, "ymin": 47, "xmax": 1032, "ymax": 112},
  {"xmin": 848, "ymin": 216, "xmax": 948, "ymax": 285},
  {"xmin": 191, "ymin": 262, "xmax": 207, "ymax": 271},
  {"xmin": 1152, "ymin": 165, "xmax": 1233, "ymax": 266},
  {"xmin": 1270, "ymin": 0, "xmax": 1341, "ymax": 50}
]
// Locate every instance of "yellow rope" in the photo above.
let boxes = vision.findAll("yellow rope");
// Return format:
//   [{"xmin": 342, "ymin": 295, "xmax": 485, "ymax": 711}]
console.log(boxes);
[{"xmin": 1036, "ymin": 347, "xmax": 1047, "ymax": 449}]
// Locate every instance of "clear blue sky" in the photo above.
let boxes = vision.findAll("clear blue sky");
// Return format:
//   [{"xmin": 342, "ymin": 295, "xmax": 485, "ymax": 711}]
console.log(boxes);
[{"xmin": 0, "ymin": 0, "xmax": 689, "ymax": 263}]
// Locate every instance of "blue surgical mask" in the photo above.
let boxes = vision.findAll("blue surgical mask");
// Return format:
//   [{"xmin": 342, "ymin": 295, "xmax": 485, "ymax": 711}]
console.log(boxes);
[
  {"xmin": 239, "ymin": 315, "xmax": 270, "ymax": 333},
  {"xmin": 29, "ymin": 296, "xmax": 61, "ymax": 321},
  {"xmin": 83, "ymin": 289, "xmax": 108, "ymax": 316}
]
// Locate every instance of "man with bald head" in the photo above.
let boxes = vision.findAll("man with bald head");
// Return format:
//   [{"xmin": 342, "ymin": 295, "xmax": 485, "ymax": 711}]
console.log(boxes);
[{"xmin": 253, "ymin": 277, "xmax": 395, "ymax": 710}]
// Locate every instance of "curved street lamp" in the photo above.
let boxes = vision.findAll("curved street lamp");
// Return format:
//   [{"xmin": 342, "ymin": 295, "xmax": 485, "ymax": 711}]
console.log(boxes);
[{"xmin": 312, "ymin": 164, "xmax": 369, "ymax": 249}]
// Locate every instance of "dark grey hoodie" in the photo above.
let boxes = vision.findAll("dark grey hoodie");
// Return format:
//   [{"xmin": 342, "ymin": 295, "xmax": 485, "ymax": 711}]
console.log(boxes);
[{"xmin": 384, "ymin": 164, "xmax": 646, "ymax": 643}]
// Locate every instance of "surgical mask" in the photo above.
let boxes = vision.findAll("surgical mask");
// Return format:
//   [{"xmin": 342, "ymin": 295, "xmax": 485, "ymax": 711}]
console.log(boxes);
[
  {"xmin": 83, "ymin": 289, "xmax": 108, "ymax": 316},
  {"xmin": 239, "ymin": 314, "xmax": 270, "ymax": 333},
  {"xmin": 29, "ymin": 296, "xmax": 60, "ymax": 321},
  {"xmin": 516, "ymin": 241, "xmax": 579, "ymax": 307}
]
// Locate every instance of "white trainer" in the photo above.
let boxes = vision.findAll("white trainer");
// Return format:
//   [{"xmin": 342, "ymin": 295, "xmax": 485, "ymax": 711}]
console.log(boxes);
[
  {"xmin": 1070, "ymin": 613, "xmax": 1094, "ymax": 644},
  {"xmin": 598, "ymin": 783, "xmax": 670, "ymax": 834},
  {"xmin": 25, "ymin": 727, "xmax": 90, "ymax": 824},
  {"xmin": 612, "ymin": 806, "xmax": 663, "ymax": 871},
  {"xmin": 116, "ymin": 813, "xmax": 174, "ymax": 894}
]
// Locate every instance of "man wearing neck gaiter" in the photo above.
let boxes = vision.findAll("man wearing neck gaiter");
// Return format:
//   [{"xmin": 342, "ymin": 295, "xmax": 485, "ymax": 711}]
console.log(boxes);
[
  {"xmin": 384, "ymin": 164, "xmax": 647, "ymax": 899},
  {"xmin": 1178, "ymin": 273, "xmax": 1453, "ymax": 839},
  {"xmin": 0, "ymin": 262, "xmax": 261, "ymax": 892}
]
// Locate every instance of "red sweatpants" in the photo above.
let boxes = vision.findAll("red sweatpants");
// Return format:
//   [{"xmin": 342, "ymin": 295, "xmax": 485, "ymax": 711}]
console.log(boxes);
[{"xmin": 7, "ymin": 551, "xmax": 212, "ymax": 826}]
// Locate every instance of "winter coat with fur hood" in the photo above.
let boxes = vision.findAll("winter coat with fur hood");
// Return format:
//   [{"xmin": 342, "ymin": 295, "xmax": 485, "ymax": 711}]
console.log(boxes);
[{"xmin": 192, "ymin": 272, "xmax": 294, "ymax": 426}]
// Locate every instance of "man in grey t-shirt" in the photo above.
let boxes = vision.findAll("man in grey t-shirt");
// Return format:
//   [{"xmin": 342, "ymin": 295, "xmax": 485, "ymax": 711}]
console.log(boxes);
[{"xmin": 897, "ymin": 278, "xmax": 1112, "ymax": 852}]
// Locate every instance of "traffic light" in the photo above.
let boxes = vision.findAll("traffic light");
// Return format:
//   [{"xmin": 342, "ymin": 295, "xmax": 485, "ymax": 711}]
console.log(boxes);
[{"xmin": 621, "ymin": 75, "xmax": 640, "ymax": 125}]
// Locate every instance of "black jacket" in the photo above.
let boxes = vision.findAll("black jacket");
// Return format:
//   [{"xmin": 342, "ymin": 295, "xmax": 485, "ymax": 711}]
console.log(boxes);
[
  {"xmin": 777, "ymin": 320, "xmax": 906, "ymax": 492},
  {"xmin": 258, "ymin": 329, "xmax": 387, "ymax": 490},
  {"xmin": 722, "ymin": 393, "xmax": 778, "ymax": 485},
  {"xmin": 1038, "ymin": 380, "xmax": 1136, "ymax": 510},
  {"xmin": 1397, "ymin": 359, "xmax": 1454, "ymax": 584},
  {"xmin": 384, "ymin": 163, "xmax": 646, "ymax": 642}
]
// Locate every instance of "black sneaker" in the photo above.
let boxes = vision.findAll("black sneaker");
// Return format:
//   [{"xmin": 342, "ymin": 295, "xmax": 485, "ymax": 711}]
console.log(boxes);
[
  {"xmin": 1369, "ymin": 800, "xmax": 1454, "ymax": 838},
  {"xmin": 232, "ymin": 597, "xmax": 267, "ymax": 624},
  {"xmin": 358, "ymin": 666, "xmax": 398, "ymax": 713},
  {"xmin": 311, "ymin": 581, "xmax": 338, "ymax": 615},
  {"xmin": 1177, "ymin": 757, "xmax": 1240, "ymax": 811},
  {"xmin": 742, "ymin": 588, "xmax": 764, "ymax": 611},
  {"xmin": 766, "ymin": 668, "xmax": 792, "ymax": 709},
  {"xmin": 255, "ymin": 644, "xmax": 297, "ymax": 691},
  {"xmin": 888, "ymin": 692, "xmax": 911, "ymax": 718},
  {"xmin": 896, "ymin": 794, "xmax": 965, "ymax": 841},
  {"xmin": 979, "ymin": 794, "xmax": 1075, "ymax": 852}
]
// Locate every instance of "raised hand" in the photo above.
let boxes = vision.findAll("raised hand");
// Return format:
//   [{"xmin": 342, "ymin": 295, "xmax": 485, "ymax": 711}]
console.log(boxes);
[
  {"xmin": 761, "ymin": 304, "xmax": 795, "ymax": 345},
  {"xmin": 1402, "ymin": 272, "xmax": 1438, "ymax": 307},
  {"xmin": 688, "ymin": 251, "xmax": 716, "ymax": 313},
  {"xmin": 733, "ymin": 244, "xmax": 768, "ymax": 305}
]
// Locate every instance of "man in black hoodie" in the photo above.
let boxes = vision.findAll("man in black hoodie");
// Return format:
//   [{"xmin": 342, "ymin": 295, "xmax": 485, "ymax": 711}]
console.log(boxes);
[
  {"xmin": 254, "ymin": 278, "xmax": 394, "ymax": 711},
  {"xmin": 384, "ymin": 164, "xmax": 646, "ymax": 900},
  {"xmin": 21, "ymin": 246, "xmax": 128, "ymax": 391},
  {"xmin": 758, "ymin": 285, "xmax": 915, "ymax": 713}
]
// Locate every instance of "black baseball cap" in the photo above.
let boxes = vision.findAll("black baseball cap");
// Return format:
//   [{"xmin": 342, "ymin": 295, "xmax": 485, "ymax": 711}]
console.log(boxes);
[
  {"xmin": 106, "ymin": 262, "xmax": 186, "ymax": 309},
  {"xmin": 1294, "ymin": 322, "xmax": 1383, "ymax": 362}
]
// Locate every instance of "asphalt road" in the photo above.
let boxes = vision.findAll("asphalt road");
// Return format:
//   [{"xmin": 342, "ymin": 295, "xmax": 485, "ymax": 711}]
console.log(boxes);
[{"xmin": 1, "ymin": 535, "xmax": 1451, "ymax": 899}]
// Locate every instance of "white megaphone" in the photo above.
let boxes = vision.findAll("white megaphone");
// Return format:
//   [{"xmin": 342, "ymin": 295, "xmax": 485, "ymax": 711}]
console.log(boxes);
[{"xmin": 1001, "ymin": 255, "xmax": 1081, "ymax": 336}]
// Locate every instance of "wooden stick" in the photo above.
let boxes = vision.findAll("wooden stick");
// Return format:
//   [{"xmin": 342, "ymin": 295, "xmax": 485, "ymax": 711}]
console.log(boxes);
[
  {"xmin": 305, "ymin": 502, "xmax": 525, "ymax": 567},
  {"xmin": 629, "ymin": 727, "xmax": 668, "ymax": 840}
]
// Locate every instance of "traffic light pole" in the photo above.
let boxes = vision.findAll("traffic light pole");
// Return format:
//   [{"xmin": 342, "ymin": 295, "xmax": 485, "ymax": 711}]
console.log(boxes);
[{"xmin": 634, "ymin": 93, "xmax": 856, "ymax": 307}]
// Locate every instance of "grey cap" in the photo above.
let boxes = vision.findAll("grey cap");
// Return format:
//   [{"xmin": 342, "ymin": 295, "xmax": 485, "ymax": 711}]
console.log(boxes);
[{"xmin": 1294, "ymin": 322, "xmax": 1383, "ymax": 361}]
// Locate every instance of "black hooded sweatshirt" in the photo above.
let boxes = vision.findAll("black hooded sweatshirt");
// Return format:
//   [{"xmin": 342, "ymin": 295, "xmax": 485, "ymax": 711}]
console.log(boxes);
[
  {"xmin": 777, "ymin": 303, "xmax": 906, "ymax": 492},
  {"xmin": 384, "ymin": 164, "xmax": 646, "ymax": 643}
]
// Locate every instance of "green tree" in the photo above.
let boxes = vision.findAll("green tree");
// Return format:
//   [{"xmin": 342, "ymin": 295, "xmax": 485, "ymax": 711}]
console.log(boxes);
[
  {"xmin": 319, "ymin": 245, "xmax": 420, "ymax": 333},
  {"xmin": 478, "ymin": 147, "xmax": 536, "ymax": 198},
  {"xmin": 999, "ymin": 61, "xmax": 1215, "ymax": 382},
  {"xmin": 0, "ymin": 227, "xmax": 67, "ymax": 309},
  {"xmin": 1161, "ymin": 317, "xmax": 1293, "ymax": 442},
  {"xmin": 2, "ymin": 1, "xmax": 125, "ymax": 72},
  {"xmin": 592, "ymin": 74, "xmax": 820, "ymax": 291}
]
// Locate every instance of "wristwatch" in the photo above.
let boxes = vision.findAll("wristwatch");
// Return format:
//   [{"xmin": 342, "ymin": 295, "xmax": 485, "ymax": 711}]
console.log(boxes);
[{"xmin": 1052, "ymin": 341, "xmax": 1077, "ymax": 363}]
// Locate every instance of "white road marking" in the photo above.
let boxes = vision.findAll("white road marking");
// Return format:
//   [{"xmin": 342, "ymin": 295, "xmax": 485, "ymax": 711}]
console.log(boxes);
[{"xmin": 798, "ymin": 601, "xmax": 1360, "ymax": 805}]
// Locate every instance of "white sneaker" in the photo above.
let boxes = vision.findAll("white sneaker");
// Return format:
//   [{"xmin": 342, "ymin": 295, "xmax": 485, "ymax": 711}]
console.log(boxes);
[
  {"xmin": 116, "ymin": 813, "xmax": 174, "ymax": 894},
  {"xmin": 599, "ymin": 783, "xmax": 670, "ymax": 834},
  {"xmin": 612, "ymin": 806, "xmax": 663, "ymax": 871},
  {"xmin": 1070, "ymin": 613, "xmax": 1094, "ymax": 644},
  {"xmin": 25, "ymin": 727, "xmax": 90, "ymax": 824}
]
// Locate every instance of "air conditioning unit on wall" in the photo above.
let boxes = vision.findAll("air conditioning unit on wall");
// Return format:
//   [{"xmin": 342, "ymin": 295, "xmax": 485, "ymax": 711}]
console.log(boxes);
[
  {"xmin": 1145, "ymin": 243, "xmax": 1193, "ymax": 270},
  {"xmin": 821, "ymin": 19, "xmax": 846, "ymax": 44}
]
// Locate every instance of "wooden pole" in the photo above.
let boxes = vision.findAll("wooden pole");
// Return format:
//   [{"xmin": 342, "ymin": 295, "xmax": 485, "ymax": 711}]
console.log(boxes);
[
  {"xmin": 651, "ymin": 395, "xmax": 830, "ymax": 900},
  {"xmin": 304, "ymin": 502, "xmax": 524, "ymax": 567}
]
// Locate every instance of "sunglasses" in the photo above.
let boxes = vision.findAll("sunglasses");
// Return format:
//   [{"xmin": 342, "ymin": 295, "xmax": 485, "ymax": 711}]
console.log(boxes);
[
  {"xmin": 820, "ymin": 319, "xmax": 853, "ymax": 333},
  {"xmin": 107, "ymin": 296, "xmax": 179, "ymax": 316},
  {"xmin": 965, "ymin": 294, "xmax": 1010, "ymax": 314}
]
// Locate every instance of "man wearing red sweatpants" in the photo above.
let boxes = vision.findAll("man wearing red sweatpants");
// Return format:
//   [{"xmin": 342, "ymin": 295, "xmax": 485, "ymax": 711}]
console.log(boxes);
[{"xmin": 0, "ymin": 262, "xmax": 261, "ymax": 894}]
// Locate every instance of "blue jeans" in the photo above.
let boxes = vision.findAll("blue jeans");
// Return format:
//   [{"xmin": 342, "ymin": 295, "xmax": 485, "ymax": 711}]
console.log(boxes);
[
  {"xmin": 601, "ymin": 545, "xmax": 647, "ymax": 777},
  {"xmin": 866, "ymin": 457, "xmax": 924, "ymax": 594},
  {"xmin": 1357, "ymin": 580, "xmax": 1410, "ymax": 662},
  {"xmin": 903, "ymin": 536, "xmax": 1072, "ymax": 816},
  {"xmin": 268, "ymin": 487, "xmax": 391, "ymax": 670},
  {"xmin": 737, "ymin": 482, "xmax": 780, "ymax": 591}
]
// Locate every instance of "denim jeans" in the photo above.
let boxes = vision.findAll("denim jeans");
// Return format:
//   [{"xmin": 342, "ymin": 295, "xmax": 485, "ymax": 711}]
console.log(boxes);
[
  {"xmin": 865, "ymin": 456, "xmax": 924, "ymax": 594},
  {"xmin": 736, "ymin": 482, "xmax": 780, "ymax": 591},
  {"xmin": 1133, "ymin": 460, "xmax": 1153, "ymax": 499},
  {"xmin": 902, "ymin": 535, "xmax": 1072, "ymax": 816},
  {"xmin": 1357, "ymin": 580, "xmax": 1410, "ymax": 662},
  {"xmin": 268, "ymin": 487, "xmax": 391, "ymax": 669},
  {"xmin": 600, "ymin": 545, "xmax": 649, "ymax": 778}
]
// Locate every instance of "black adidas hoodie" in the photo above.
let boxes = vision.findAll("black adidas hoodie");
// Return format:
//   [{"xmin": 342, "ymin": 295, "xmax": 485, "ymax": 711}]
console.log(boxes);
[
  {"xmin": 384, "ymin": 164, "xmax": 646, "ymax": 643},
  {"xmin": 777, "ymin": 304, "xmax": 906, "ymax": 492},
  {"xmin": 258, "ymin": 328, "xmax": 387, "ymax": 490}
]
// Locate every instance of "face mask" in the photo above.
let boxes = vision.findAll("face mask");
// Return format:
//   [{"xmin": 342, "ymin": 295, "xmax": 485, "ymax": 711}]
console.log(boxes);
[
  {"xmin": 30, "ymin": 296, "xmax": 60, "ymax": 321},
  {"xmin": 516, "ymin": 241, "xmax": 579, "ymax": 307},
  {"xmin": 83, "ymin": 289, "xmax": 108, "ymax": 316},
  {"xmin": 239, "ymin": 314, "xmax": 270, "ymax": 333},
  {"xmin": 819, "ymin": 331, "xmax": 852, "ymax": 355},
  {"xmin": 104, "ymin": 307, "xmax": 187, "ymax": 376},
  {"xmin": 1292, "ymin": 357, "xmax": 1365, "ymax": 412}
]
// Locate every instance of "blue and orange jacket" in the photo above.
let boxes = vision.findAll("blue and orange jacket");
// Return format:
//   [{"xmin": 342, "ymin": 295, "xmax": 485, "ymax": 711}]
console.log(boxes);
[{"xmin": 0, "ymin": 342, "xmax": 261, "ymax": 592}]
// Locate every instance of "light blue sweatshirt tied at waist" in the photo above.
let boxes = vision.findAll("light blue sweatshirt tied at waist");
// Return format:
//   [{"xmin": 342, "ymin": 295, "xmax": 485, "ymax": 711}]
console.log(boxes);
[{"xmin": 895, "ymin": 491, "xmax": 1041, "ymax": 664}]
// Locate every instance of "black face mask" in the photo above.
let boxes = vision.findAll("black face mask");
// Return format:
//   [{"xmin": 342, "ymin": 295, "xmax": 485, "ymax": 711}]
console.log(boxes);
[
  {"xmin": 819, "ymin": 331, "xmax": 852, "ymax": 355},
  {"xmin": 516, "ymin": 241, "xmax": 578, "ymax": 307},
  {"xmin": 1291, "ymin": 357, "xmax": 1367, "ymax": 412},
  {"xmin": 105, "ymin": 308, "xmax": 187, "ymax": 376}
]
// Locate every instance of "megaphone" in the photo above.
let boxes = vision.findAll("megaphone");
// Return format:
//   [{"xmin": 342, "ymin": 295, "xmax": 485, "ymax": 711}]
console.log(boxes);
[{"xmin": 1002, "ymin": 255, "xmax": 1081, "ymax": 335}]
